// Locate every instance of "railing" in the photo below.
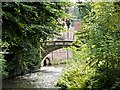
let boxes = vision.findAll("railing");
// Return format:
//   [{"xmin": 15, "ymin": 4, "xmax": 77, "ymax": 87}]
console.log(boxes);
[{"xmin": 52, "ymin": 27, "xmax": 76, "ymax": 41}]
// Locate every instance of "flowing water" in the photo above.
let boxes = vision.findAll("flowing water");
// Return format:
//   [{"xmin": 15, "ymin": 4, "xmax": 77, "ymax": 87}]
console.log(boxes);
[{"xmin": 2, "ymin": 64, "xmax": 65, "ymax": 89}]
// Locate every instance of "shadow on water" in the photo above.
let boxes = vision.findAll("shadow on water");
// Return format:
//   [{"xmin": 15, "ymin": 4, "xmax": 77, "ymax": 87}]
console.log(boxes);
[{"xmin": 2, "ymin": 64, "xmax": 66, "ymax": 88}]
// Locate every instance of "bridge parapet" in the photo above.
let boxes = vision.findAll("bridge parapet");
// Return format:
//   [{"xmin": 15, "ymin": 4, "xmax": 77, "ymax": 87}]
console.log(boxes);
[
  {"xmin": 42, "ymin": 22, "xmax": 78, "ymax": 59},
  {"xmin": 52, "ymin": 29, "xmax": 77, "ymax": 41},
  {"xmin": 46, "ymin": 40, "xmax": 73, "ymax": 46}
]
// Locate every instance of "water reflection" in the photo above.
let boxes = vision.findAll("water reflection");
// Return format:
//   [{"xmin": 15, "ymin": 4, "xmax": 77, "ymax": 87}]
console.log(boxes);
[{"xmin": 2, "ymin": 64, "xmax": 65, "ymax": 88}]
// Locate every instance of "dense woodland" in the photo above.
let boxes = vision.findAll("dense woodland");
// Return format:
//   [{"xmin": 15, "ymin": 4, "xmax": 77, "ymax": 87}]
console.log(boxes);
[{"xmin": 0, "ymin": 1, "xmax": 120, "ymax": 90}]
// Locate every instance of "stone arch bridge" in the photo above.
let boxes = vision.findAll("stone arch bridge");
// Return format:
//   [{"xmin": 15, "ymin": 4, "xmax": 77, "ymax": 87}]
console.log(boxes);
[
  {"xmin": 41, "ymin": 28, "xmax": 77, "ymax": 61},
  {"xmin": 42, "ymin": 40, "xmax": 74, "ymax": 60}
]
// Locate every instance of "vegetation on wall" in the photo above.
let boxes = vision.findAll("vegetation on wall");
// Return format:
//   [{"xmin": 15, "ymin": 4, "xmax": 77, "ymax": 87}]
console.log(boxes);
[
  {"xmin": 56, "ymin": 2, "xmax": 120, "ymax": 89},
  {"xmin": 2, "ymin": 2, "xmax": 70, "ymax": 78}
]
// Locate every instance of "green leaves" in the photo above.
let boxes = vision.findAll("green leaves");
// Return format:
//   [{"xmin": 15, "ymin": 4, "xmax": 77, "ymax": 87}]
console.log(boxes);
[
  {"xmin": 56, "ymin": 2, "xmax": 120, "ymax": 89},
  {"xmin": 0, "ymin": 55, "xmax": 8, "ymax": 78},
  {"xmin": 78, "ymin": 2, "xmax": 120, "ymax": 89},
  {"xmin": 2, "ymin": 2, "xmax": 70, "ymax": 78}
]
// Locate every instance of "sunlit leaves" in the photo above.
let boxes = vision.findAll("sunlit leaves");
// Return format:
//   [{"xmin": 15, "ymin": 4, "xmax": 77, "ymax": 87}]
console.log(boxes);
[
  {"xmin": 78, "ymin": 2, "xmax": 120, "ymax": 89},
  {"xmin": 56, "ymin": 2, "xmax": 120, "ymax": 89}
]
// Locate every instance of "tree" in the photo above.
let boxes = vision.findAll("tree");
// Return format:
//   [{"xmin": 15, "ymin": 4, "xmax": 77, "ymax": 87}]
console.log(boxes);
[
  {"xmin": 56, "ymin": 2, "xmax": 120, "ymax": 89},
  {"xmin": 2, "ymin": 2, "xmax": 70, "ymax": 78}
]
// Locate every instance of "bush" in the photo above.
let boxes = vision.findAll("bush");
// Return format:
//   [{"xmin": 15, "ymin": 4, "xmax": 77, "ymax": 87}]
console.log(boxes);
[
  {"xmin": 56, "ymin": 2, "xmax": 120, "ymax": 90},
  {"xmin": 56, "ymin": 45, "xmax": 96, "ymax": 89},
  {"xmin": 0, "ymin": 54, "xmax": 8, "ymax": 78}
]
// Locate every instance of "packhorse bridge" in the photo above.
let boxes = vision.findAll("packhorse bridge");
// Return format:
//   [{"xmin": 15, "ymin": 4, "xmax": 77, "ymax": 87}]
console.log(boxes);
[
  {"xmin": 41, "ymin": 29, "xmax": 76, "ymax": 66},
  {"xmin": 42, "ymin": 40, "xmax": 74, "ymax": 59},
  {"xmin": 41, "ymin": 19, "xmax": 80, "ymax": 66}
]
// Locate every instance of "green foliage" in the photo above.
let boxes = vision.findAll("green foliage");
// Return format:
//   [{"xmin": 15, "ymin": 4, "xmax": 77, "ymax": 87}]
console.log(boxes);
[
  {"xmin": 77, "ymin": 2, "xmax": 91, "ymax": 20},
  {"xmin": 56, "ymin": 2, "xmax": 120, "ymax": 90},
  {"xmin": 79, "ymin": 2, "xmax": 120, "ymax": 89},
  {"xmin": 0, "ymin": 54, "xmax": 8, "ymax": 78},
  {"xmin": 2, "ymin": 2, "xmax": 70, "ymax": 78},
  {"xmin": 56, "ymin": 45, "xmax": 96, "ymax": 89}
]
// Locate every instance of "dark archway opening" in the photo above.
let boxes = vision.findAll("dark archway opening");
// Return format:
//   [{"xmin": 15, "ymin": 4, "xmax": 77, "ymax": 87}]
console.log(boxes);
[{"xmin": 43, "ymin": 57, "xmax": 52, "ymax": 66}]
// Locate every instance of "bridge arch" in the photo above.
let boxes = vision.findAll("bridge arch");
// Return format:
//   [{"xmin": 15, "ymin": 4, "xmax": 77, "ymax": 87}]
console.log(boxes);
[
  {"xmin": 41, "ymin": 46, "xmax": 71, "ymax": 66},
  {"xmin": 41, "ymin": 40, "xmax": 74, "ymax": 66},
  {"xmin": 39, "ymin": 28, "xmax": 81, "ymax": 66}
]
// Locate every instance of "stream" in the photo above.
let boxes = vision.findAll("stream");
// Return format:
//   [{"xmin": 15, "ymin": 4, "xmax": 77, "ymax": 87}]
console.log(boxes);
[{"xmin": 2, "ymin": 64, "xmax": 66, "ymax": 89}]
